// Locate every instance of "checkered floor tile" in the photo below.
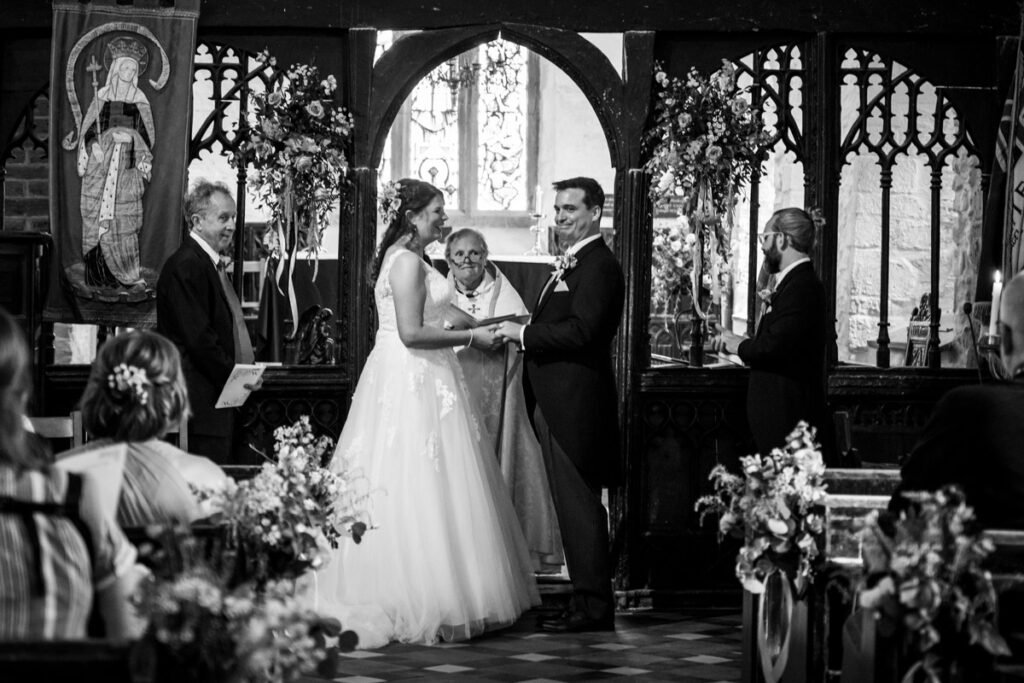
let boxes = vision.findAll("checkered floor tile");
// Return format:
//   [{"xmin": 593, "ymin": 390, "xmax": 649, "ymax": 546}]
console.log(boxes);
[{"xmin": 301, "ymin": 609, "xmax": 742, "ymax": 682}]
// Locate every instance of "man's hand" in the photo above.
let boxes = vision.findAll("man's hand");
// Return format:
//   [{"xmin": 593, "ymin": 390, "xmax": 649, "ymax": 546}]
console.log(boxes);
[
  {"xmin": 714, "ymin": 328, "xmax": 747, "ymax": 355},
  {"xmin": 243, "ymin": 375, "xmax": 264, "ymax": 392},
  {"xmin": 494, "ymin": 321, "xmax": 524, "ymax": 345}
]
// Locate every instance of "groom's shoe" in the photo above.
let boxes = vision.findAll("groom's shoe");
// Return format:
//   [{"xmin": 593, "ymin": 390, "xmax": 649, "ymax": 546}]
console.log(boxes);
[{"xmin": 540, "ymin": 611, "xmax": 615, "ymax": 633}]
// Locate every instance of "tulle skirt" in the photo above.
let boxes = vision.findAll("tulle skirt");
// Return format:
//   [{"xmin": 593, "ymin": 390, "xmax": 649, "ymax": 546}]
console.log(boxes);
[{"xmin": 311, "ymin": 334, "xmax": 539, "ymax": 647}]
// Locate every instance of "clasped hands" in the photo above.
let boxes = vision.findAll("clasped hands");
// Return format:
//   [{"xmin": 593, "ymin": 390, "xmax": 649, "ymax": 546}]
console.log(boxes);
[{"xmin": 469, "ymin": 321, "xmax": 524, "ymax": 352}]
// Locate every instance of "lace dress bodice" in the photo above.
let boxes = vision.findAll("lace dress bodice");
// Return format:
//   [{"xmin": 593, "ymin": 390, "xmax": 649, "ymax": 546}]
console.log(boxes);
[{"xmin": 375, "ymin": 249, "xmax": 451, "ymax": 337}]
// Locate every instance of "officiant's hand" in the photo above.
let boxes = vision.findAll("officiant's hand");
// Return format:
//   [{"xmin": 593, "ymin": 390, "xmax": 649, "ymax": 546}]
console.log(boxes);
[{"xmin": 494, "ymin": 321, "xmax": 524, "ymax": 346}]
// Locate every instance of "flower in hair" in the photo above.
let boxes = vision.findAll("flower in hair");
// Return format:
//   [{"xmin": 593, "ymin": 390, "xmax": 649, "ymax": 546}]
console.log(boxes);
[
  {"xmin": 107, "ymin": 363, "xmax": 150, "ymax": 405},
  {"xmin": 378, "ymin": 180, "xmax": 402, "ymax": 227},
  {"xmin": 552, "ymin": 253, "xmax": 578, "ymax": 280}
]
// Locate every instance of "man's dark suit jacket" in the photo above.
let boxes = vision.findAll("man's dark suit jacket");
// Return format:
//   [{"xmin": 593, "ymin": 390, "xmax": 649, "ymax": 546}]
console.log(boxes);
[
  {"xmin": 891, "ymin": 379, "xmax": 1024, "ymax": 529},
  {"xmin": 156, "ymin": 236, "xmax": 236, "ymax": 439},
  {"xmin": 737, "ymin": 260, "xmax": 828, "ymax": 455},
  {"xmin": 522, "ymin": 238, "xmax": 625, "ymax": 486}
]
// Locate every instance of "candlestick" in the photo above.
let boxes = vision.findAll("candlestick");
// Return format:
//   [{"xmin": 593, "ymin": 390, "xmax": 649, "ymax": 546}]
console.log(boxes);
[{"xmin": 989, "ymin": 270, "xmax": 1003, "ymax": 339}]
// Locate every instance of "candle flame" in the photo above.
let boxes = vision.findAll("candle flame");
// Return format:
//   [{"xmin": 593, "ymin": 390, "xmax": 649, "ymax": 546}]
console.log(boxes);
[{"xmin": 996, "ymin": 270, "xmax": 1003, "ymax": 283}]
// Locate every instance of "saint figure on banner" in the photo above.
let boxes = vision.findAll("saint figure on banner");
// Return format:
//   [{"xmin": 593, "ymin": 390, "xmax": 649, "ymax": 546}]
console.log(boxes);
[{"xmin": 67, "ymin": 35, "xmax": 161, "ymax": 293}]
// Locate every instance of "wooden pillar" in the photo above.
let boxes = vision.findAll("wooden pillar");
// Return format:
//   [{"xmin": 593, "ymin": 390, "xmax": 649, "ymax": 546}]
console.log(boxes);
[{"xmin": 808, "ymin": 33, "xmax": 841, "ymax": 368}]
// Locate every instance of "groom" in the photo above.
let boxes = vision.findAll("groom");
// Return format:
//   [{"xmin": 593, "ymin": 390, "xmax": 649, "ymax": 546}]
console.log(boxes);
[{"xmin": 496, "ymin": 177, "xmax": 624, "ymax": 632}]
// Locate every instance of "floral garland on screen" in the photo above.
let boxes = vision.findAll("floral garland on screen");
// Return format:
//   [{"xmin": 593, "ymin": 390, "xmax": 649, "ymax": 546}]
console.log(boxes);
[
  {"xmin": 696, "ymin": 421, "xmax": 828, "ymax": 594},
  {"xmin": 645, "ymin": 60, "xmax": 768, "ymax": 314},
  {"xmin": 233, "ymin": 51, "xmax": 354, "ymax": 335}
]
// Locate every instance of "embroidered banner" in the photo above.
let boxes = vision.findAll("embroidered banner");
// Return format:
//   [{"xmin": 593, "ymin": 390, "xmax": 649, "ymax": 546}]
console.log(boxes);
[{"xmin": 45, "ymin": 0, "xmax": 200, "ymax": 326}]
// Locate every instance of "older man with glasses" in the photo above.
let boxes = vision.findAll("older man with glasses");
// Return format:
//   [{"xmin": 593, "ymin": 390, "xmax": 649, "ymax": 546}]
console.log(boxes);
[
  {"xmin": 715, "ymin": 207, "xmax": 832, "ymax": 457},
  {"xmin": 444, "ymin": 228, "xmax": 564, "ymax": 575}
]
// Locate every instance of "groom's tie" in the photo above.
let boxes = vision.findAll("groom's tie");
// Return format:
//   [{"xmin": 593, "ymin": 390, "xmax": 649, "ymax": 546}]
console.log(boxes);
[{"xmin": 217, "ymin": 261, "xmax": 255, "ymax": 364}]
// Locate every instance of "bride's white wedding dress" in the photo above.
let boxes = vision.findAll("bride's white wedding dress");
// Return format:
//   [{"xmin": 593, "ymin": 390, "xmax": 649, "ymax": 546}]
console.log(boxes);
[{"xmin": 312, "ymin": 249, "xmax": 540, "ymax": 647}]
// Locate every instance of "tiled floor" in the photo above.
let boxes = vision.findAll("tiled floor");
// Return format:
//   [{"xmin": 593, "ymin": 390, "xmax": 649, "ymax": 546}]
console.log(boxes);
[{"xmin": 304, "ymin": 609, "xmax": 742, "ymax": 682}]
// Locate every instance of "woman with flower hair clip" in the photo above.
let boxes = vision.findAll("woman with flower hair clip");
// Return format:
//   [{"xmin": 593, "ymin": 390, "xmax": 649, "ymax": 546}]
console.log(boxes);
[
  {"xmin": 314, "ymin": 178, "xmax": 539, "ymax": 647},
  {"xmin": 58, "ymin": 330, "xmax": 227, "ymax": 527},
  {"xmin": 0, "ymin": 306, "xmax": 135, "ymax": 638}
]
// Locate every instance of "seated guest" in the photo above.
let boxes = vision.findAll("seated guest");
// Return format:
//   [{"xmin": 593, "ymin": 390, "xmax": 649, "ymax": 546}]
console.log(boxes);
[
  {"xmin": 0, "ymin": 307, "xmax": 135, "ymax": 638},
  {"xmin": 890, "ymin": 270, "xmax": 1024, "ymax": 528},
  {"xmin": 445, "ymin": 229, "xmax": 563, "ymax": 572},
  {"xmin": 59, "ymin": 330, "xmax": 227, "ymax": 527}
]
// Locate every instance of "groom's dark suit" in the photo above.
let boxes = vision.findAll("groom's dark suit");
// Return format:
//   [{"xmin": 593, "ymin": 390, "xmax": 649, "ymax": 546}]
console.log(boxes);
[
  {"xmin": 522, "ymin": 236, "xmax": 624, "ymax": 624},
  {"xmin": 737, "ymin": 260, "xmax": 828, "ymax": 455},
  {"xmin": 157, "ymin": 236, "xmax": 239, "ymax": 461}
]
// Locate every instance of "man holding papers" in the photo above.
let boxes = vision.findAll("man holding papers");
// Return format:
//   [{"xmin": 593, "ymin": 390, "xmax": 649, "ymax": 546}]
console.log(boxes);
[{"xmin": 157, "ymin": 180, "xmax": 262, "ymax": 462}]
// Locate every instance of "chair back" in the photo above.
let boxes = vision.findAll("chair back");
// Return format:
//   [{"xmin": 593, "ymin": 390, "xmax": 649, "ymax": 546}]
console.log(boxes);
[
  {"xmin": 162, "ymin": 415, "xmax": 189, "ymax": 452},
  {"xmin": 0, "ymin": 639, "xmax": 133, "ymax": 682},
  {"xmin": 27, "ymin": 411, "xmax": 84, "ymax": 450}
]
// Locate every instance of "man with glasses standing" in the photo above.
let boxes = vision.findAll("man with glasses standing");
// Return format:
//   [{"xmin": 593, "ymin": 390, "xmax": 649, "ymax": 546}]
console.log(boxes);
[{"xmin": 716, "ymin": 207, "xmax": 831, "ymax": 456}]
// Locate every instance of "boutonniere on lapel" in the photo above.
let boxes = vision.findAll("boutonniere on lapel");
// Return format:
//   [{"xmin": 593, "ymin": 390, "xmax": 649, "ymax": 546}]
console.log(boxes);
[
  {"xmin": 552, "ymin": 253, "xmax": 578, "ymax": 281},
  {"xmin": 757, "ymin": 286, "xmax": 774, "ymax": 313}
]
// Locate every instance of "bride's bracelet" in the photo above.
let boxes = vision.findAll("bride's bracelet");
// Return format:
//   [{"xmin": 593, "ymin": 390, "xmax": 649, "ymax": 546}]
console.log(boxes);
[{"xmin": 467, "ymin": 328, "xmax": 475, "ymax": 347}]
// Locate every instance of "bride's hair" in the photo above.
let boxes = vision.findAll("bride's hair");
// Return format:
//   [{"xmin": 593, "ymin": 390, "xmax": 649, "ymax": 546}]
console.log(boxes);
[{"xmin": 369, "ymin": 178, "xmax": 443, "ymax": 285}]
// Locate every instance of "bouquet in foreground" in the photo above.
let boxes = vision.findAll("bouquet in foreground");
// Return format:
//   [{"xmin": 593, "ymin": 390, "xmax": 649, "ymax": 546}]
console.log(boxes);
[
  {"xmin": 133, "ymin": 527, "xmax": 351, "ymax": 683},
  {"xmin": 200, "ymin": 416, "xmax": 370, "ymax": 581},
  {"xmin": 696, "ymin": 421, "xmax": 828, "ymax": 593},
  {"xmin": 856, "ymin": 486, "xmax": 1010, "ymax": 681}
]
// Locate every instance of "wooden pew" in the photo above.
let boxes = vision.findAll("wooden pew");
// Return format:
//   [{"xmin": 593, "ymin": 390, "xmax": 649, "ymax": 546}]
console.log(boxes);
[{"xmin": 0, "ymin": 639, "xmax": 134, "ymax": 683}]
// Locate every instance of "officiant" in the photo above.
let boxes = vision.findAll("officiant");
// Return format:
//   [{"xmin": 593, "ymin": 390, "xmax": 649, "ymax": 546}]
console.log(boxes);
[{"xmin": 445, "ymin": 229, "xmax": 564, "ymax": 573}]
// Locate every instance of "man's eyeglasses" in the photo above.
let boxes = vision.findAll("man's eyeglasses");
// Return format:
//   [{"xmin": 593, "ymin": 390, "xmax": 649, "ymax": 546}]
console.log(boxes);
[
  {"xmin": 758, "ymin": 231, "xmax": 782, "ymax": 243},
  {"xmin": 449, "ymin": 249, "xmax": 486, "ymax": 264}
]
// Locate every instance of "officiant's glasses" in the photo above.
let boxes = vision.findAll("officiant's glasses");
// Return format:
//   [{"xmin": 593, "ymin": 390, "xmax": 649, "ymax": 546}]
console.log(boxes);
[{"xmin": 449, "ymin": 249, "xmax": 486, "ymax": 264}]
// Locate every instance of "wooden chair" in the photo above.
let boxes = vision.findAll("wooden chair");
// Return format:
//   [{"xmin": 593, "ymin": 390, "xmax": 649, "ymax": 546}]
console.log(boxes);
[
  {"xmin": 27, "ymin": 411, "xmax": 84, "ymax": 450},
  {"xmin": 0, "ymin": 639, "xmax": 134, "ymax": 683},
  {"xmin": 162, "ymin": 415, "xmax": 189, "ymax": 452}
]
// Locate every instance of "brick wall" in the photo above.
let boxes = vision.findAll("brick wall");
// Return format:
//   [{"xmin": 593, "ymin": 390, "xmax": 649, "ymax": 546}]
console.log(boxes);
[{"xmin": 3, "ymin": 93, "xmax": 49, "ymax": 232}]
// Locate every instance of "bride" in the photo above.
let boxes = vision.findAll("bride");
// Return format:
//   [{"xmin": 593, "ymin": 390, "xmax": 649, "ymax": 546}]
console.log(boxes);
[{"xmin": 312, "ymin": 178, "xmax": 540, "ymax": 647}]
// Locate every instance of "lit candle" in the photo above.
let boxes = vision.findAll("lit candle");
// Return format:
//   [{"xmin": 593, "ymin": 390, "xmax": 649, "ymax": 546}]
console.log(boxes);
[
  {"xmin": 534, "ymin": 184, "xmax": 543, "ymax": 216},
  {"xmin": 989, "ymin": 270, "xmax": 1003, "ymax": 339}
]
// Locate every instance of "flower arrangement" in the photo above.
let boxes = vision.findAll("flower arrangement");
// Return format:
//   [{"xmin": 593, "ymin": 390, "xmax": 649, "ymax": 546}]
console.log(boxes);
[
  {"xmin": 651, "ymin": 217, "xmax": 697, "ymax": 313},
  {"xmin": 220, "ymin": 416, "xmax": 369, "ymax": 581},
  {"xmin": 378, "ymin": 179, "xmax": 402, "ymax": 227},
  {"xmin": 645, "ymin": 60, "xmax": 768, "ymax": 315},
  {"xmin": 133, "ymin": 527, "xmax": 350, "ymax": 683},
  {"xmin": 696, "ymin": 421, "xmax": 828, "ymax": 594},
  {"xmin": 856, "ymin": 486, "xmax": 1010, "ymax": 681},
  {"xmin": 233, "ymin": 51, "xmax": 354, "ymax": 338},
  {"xmin": 235, "ymin": 51, "xmax": 353, "ymax": 260}
]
